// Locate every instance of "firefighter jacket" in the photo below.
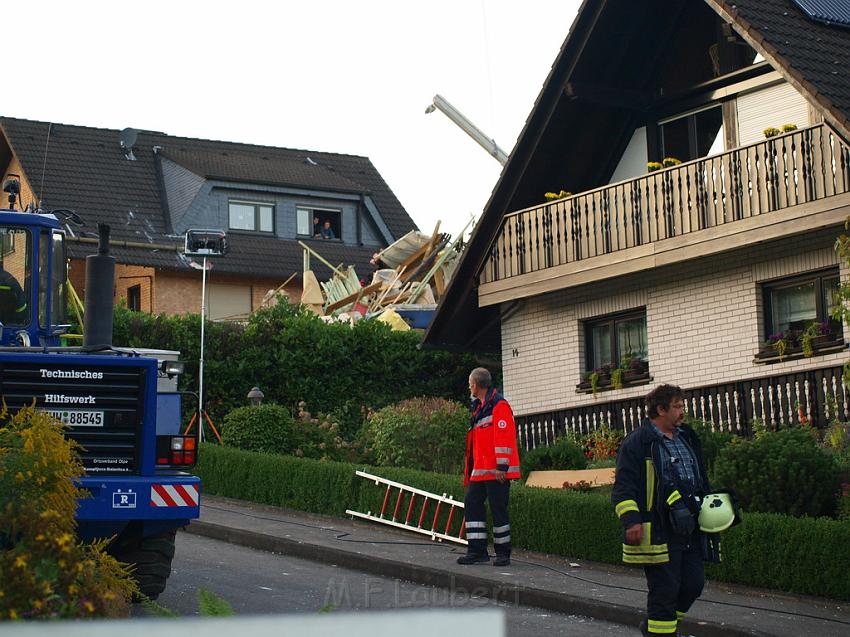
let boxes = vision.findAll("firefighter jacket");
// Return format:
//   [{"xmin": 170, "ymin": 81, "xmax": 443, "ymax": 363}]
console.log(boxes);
[
  {"xmin": 611, "ymin": 421, "xmax": 711, "ymax": 565},
  {"xmin": 464, "ymin": 389, "xmax": 521, "ymax": 486}
]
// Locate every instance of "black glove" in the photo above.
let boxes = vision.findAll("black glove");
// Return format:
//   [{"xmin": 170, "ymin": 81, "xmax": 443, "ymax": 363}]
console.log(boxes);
[{"xmin": 669, "ymin": 502, "xmax": 696, "ymax": 536}]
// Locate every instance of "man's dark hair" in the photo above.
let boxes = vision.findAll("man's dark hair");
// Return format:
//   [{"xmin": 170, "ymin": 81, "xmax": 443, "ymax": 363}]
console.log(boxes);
[{"xmin": 646, "ymin": 384, "xmax": 685, "ymax": 418}]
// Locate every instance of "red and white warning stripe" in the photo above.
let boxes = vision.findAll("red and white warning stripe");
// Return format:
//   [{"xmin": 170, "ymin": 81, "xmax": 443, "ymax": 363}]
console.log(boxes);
[{"xmin": 150, "ymin": 484, "xmax": 199, "ymax": 507}]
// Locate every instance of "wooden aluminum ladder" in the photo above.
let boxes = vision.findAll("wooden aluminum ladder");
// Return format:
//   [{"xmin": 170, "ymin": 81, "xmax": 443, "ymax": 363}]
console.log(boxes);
[{"xmin": 346, "ymin": 470, "xmax": 467, "ymax": 546}]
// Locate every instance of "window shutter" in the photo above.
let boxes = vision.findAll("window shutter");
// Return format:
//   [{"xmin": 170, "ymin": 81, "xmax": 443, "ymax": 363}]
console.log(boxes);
[
  {"xmin": 207, "ymin": 283, "xmax": 251, "ymax": 320},
  {"xmin": 736, "ymin": 82, "xmax": 811, "ymax": 146}
]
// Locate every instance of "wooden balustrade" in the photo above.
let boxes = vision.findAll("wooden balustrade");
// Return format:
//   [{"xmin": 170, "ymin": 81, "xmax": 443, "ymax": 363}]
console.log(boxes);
[
  {"xmin": 482, "ymin": 123, "xmax": 850, "ymax": 284},
  {"xmin": 515, "ymin": 365, "xmax": 848, "ymax": 449}
]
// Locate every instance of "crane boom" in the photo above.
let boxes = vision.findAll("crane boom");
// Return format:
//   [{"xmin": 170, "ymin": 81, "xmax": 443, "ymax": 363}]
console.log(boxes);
[{"xmin": 425, "ymin": 94, "xmax": 508, "ymax": 166}]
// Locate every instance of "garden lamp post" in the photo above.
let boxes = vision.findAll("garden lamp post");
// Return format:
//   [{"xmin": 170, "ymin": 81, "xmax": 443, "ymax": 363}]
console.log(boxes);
[{"xmin": 247, "ymin": 386, "xmax": 264, "ymax": 407}]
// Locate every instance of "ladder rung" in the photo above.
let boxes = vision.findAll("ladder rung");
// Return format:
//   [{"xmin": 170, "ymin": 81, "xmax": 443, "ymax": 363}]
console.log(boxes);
[
  {"xmin": 379, "ymin": 485, "xmax": 392, "ymax": 517},
  {"xmin": 346, "ymin": 509, "xmax": 468, "ymax": 546},
  {"xmin": 405, "ymin": 494, "xmax": 416, "ymax": 525},
  {"xmin": 392, "ymin": 489, "xmax": 404, "ymax": 521},
  {"xmin": 355, "ymin": 470, "xmax": 464, "ymax": 508},
  {"xmin": 418, "ymin": 500, "xmax": 429, "ymax": 528},
  {"xmin": 349, "ymin": 470, "xmax": 467, "ymax": 546}
]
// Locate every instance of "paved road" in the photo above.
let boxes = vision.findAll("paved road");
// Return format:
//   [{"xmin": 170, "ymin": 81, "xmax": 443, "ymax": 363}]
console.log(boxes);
[{"xmin": 144, "ymin": 531, "xmax": 635, "ymax": 636}]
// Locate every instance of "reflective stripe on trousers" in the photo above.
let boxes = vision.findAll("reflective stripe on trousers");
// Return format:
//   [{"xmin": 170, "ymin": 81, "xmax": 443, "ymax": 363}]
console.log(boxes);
[{"xmin": 463, "ymin": 480, "xmax": 511, "ymax": 557}]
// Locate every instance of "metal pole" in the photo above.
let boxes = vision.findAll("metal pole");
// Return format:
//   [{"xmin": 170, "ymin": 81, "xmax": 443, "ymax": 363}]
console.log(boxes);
[{"xmin": 198, "ymin": 256, "xmax": 207, "ymax": 442}]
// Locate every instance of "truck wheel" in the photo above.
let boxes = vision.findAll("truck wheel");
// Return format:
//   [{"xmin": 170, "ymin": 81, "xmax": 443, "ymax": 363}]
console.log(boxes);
[{"xmin": 111, "ymin": 528, "xmax": 177, "ymax": 601}]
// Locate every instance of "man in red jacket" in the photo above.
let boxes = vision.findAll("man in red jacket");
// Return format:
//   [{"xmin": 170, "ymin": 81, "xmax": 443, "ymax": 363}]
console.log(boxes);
[{"xmin": 457, "ymin": 367, "xmax": 521, "ymax": 567}]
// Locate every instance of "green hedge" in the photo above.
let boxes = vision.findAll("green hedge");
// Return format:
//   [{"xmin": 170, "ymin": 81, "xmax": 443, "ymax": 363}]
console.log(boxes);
[
  {"xmin": 195, "ymin": 444, "xmax": 850, "ymax": 599},
  {"xmin": 112, "ymin": 302, "xmax": 479, "ymax": 425}
]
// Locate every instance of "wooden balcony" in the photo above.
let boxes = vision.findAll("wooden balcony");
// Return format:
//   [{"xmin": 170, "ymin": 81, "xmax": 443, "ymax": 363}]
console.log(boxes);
[{"xmin": 479, "ymin": 123, "xmax": 850, "ymax": 306}]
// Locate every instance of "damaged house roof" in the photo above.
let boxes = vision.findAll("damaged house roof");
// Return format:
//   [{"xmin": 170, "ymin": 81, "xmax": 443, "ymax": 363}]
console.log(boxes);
[{"xmin": 0, "ymin": 117, "xmax": 417, "ymax": 281}]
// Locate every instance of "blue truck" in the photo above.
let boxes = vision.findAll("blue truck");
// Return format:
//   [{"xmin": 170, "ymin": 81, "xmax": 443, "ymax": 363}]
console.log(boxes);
[{"xmin": 0, "ymin": 196, "xmax": 200, "ymax": 599}]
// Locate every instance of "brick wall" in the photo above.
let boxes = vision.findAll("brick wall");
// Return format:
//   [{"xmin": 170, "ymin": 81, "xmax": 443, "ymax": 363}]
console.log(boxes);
[
  {"xmin": 152, "ymin": 270, "xmax": 297, "ymax": 316},
  {"xmin": 69, "ymin": 261, "xmax": 299, "ymax": 317},
  {"xmin": 115, "ymin": 264, "xmax": 155, "ymax": 313},
  {"xmin": 501, "ymin": 230, "xmax": 850, "ymax": 416},
  {"xmin": 0, "ymin": 158, "xmax": 37, "ymax": 283},
  {"xmin": 1, "ymin": 156, "xmax": 37, "ymax": 211}
]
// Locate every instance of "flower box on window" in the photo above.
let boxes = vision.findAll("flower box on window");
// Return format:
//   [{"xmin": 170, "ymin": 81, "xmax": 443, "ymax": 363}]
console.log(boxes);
[
  {"xmin": 576, "ymin": 358, "xmax": 651, "ymax": 395},
  {"xmin": 755, "ymin": 322, "xmax": 845, "ymax": 364}
]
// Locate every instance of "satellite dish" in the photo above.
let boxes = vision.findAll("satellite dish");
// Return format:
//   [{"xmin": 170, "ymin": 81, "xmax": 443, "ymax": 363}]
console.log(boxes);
[{"xmin": 119, "ymin": 128, "xmax": 138, "ymax": 150}]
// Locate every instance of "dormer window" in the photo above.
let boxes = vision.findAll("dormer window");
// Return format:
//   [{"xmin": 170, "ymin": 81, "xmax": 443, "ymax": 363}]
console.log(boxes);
[
  {"xmin": 228, "ymin": 200, "xmax": 274, "ymax": 233},
  {"xmin": 296, "ymin": 206, "xmax": 341, "ymax": 241}
]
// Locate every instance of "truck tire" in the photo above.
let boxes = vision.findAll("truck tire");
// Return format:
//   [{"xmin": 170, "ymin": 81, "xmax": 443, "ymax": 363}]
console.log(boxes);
[{"xmin": 111, "ymin": 528, "xmax": 177, "ymax": 601}]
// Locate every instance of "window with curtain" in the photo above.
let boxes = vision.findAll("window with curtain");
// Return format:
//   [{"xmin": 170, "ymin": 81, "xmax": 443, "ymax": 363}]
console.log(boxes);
[{"xmin": 585, "ymin": 309, "xmax": 648, "ymax": 371}]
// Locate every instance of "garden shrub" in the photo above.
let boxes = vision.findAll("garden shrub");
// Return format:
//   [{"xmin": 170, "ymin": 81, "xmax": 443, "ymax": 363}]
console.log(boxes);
[
  {"xmin": 221, "ymin": 404, "xmax": 295, "ymax": 455},
  {"xmin": 360, "ymin": 397, "xmax": 467, "ymax": 473},
  {"xmin": 0, "ymin": 406, "xmax": 137, "ymax": 618},
  {"xmin": 684, "ymin": 416, "xmax": 736, "ymax": 474},
  {"xmin": 713, "ymin": 428, "xmax": 840, "ymax": 517},
  {"xmin": 838, "ymin": 484, "xmax": 850, "ymax": 521},
  {"xmin": 520, "ymin": 437, "xmax": 587, "ymax": 480}
]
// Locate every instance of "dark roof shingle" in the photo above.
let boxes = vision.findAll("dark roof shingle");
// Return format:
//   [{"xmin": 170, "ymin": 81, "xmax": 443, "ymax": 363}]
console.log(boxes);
[
  {"xmin": 0, "ymin": 117, "xmax": 416, "ymax": 280},
  {"xmin": 709, "ymin": 0, "xmax": 850, "ymax": 140}
]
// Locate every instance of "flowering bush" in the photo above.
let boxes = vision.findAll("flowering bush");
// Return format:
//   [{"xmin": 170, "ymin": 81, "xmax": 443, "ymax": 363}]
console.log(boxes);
[
  {"xmin": 0, "ymin": 406, "xmax": 137, "ymax": 619},
  {"xmin": 577, "ymin": 427, "xmax": 623, "ymax": 462},
  {"xmin": 544, "ymin": 190, "xmax": 572, "ymax": 201},
  {"xmin": 562, "ymin": 480, "xmax": 593, "ymax": 493},
  {"xmin": 662, "ymin": 156, "xmax": 682, "ymax": 168},
  {"xmin": 647, "ymin": 161, "xmax": 663, "ymax": 172},
  {"xmin": 781, "ymin": 123, "xmax": 798, "ymax": 133},
  {"xmin": 293, "ymin": 402, "xmax": 365, "ymax": 462},
  {"xmin": 763, "ymin": 127, "xmax": 781, "ymax": 138}
]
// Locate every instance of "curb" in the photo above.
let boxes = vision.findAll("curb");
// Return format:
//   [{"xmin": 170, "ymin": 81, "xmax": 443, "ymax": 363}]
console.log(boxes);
[{"xmin": 185, "ymin": 520, "xmax": 771, "ymax": 637}]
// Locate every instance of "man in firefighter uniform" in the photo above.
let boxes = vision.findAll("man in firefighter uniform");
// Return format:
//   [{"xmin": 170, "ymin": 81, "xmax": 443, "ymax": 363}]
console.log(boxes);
[
  {"xmin": 457, "ymin": 367, "xmax": 520, "ymax": 567},
  {"xmin": 612, "ymin": 384, "xmax": 712, "ymax": 636}
]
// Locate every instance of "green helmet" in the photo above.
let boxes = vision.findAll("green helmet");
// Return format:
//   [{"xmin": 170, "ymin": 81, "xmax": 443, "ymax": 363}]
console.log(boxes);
[{"xmin": 698, "ymin": 491, "xmax": 740, "ymax": 533}]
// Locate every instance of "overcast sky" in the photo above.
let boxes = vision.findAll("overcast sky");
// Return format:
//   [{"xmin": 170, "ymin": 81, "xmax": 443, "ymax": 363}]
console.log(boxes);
[{"xmin": 7, "ymin": 0, "xmax": 581, "ymax": 240}]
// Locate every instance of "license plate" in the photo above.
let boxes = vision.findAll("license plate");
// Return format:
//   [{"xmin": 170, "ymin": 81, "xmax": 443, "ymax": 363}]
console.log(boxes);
[{"xmin": 46, "ymin": 409, "xmax": 104, "ymax": 427}]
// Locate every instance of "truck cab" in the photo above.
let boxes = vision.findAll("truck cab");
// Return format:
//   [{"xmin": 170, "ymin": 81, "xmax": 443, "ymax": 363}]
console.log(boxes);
[{"xmin": 0, "ymin": 207, "xmax": 200, "ymax": 599}]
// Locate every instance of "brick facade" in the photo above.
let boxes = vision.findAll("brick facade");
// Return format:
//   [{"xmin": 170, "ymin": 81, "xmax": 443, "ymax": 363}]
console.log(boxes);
[
  {"xmin": 1, "ymin": 156, "xmax": 37, "ymax": 211},
  {"xmin": 70, "ymin": 259, "xmax": 299, "ymax": 318},
  {"xmin": 501, "ymin": 229, "xmax": 850, "ymax": 416}
]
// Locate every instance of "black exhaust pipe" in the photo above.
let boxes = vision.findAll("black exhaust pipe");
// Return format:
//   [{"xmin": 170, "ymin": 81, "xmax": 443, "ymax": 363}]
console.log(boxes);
[{"xmin": 83, "ymin": 223, "xmax": 115, "ymax": 348}]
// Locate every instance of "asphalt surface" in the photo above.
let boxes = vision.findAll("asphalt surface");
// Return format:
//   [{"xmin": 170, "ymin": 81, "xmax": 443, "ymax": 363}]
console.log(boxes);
[
  {"xmin": 148, "ymin": 531, "xmax": 633, "ymax": 636},
  {"xmin": 185, "ymin": 495, "xmax": 850, "ymax": 637}
]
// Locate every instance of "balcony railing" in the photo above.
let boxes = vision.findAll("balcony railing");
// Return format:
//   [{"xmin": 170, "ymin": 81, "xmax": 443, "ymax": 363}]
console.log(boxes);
[
  {"xmin": 515, "ymin": 364, "xmax": 848, "ymax": 449},
  {"xmin": 482, "ymin": 123, "xmax": 850, "ymax": 284}
]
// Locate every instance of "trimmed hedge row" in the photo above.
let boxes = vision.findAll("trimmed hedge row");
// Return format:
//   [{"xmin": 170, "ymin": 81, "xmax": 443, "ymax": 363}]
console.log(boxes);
[{"xmin": 195, "ymin": 444, "xmax": 850, "ymax": 600}]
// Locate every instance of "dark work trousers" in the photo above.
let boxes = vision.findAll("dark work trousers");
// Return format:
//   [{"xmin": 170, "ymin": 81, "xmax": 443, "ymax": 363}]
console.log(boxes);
[
  {"xmin": 463, "ymin": 480, "xmax": 511, "ymax": 557},
  {"xmin": 643, "ymin": 535, "xmax": 705, "ymax": 634}
]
